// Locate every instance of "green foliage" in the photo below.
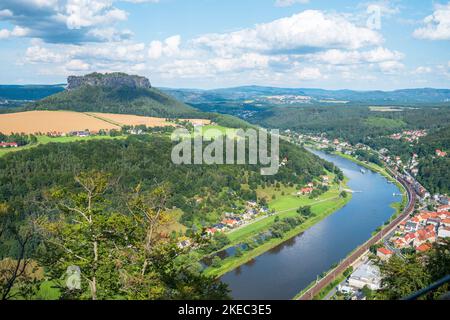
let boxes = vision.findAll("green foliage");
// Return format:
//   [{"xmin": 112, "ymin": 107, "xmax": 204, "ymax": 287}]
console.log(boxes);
[
  {"xmin": 36, "ymin": 172, "xmax": 229, "ymax": 300},
  {"xmin": 0, "ymin": 135, "xmax": 327, "ymax": 228},
  {"xmin": 376, "ymin": 240, "xmax": 450, "ymax": 300},
  {"xmin": 297, "ymin": 206, "xmax": 312, "ymax": 217}
]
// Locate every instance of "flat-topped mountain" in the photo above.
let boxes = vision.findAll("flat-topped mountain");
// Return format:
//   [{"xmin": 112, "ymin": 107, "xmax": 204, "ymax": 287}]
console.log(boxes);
[
  {"xmin": 29, "ymin": 72, "xmax": 200, "ymax": 118},
  {"xmin": 67, "ymin": 72, "xmax": 151, "ymax": 90}
]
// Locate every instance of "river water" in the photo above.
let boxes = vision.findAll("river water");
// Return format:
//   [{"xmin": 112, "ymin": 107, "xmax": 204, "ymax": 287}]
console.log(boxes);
[{"xmin": 220, "ymin": 150, "xmax": 401, "ymax": 300}]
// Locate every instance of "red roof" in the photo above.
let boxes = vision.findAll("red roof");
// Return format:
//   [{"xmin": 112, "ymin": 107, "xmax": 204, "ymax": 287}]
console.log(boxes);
[
  {"xmin": 378, "ymin": 247, "xmax": 393, "ymax": 256},
  {"xmin": 416, "ymin": 243, "xmax": 432, "ymax": 252},
  {"xmin": 0, "ymin": 142, "xmax": 18, "ymax": 147}
]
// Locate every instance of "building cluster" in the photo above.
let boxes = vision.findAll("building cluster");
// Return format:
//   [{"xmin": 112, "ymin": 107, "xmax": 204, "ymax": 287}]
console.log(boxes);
[
  {"xmin": 389, "ymin": 130, "xmax": 427, "ymax": 143},
  {"xmin": 0, "ymin": 142, "xmax": 18, "ymax": 148},
  {"xmin": 205, "ymin": 201, "xmax": 269, "ymax": 236},
  {"xmin": 387, "ymin": 204, "xmax": 450, "ymax": 253},
  {"xmin": 261, "ymin": 95, "xmax": 312, "ymax": 105}
]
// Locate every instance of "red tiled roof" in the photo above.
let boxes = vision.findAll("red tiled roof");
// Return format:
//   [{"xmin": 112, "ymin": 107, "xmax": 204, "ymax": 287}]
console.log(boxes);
[
  {"xmin": 416, "ymin": 243, "xmax": 432, "ymax": 252},
  {"xmin": 378, "ymin": 247, "xmax": 393, "ymax": 255}
]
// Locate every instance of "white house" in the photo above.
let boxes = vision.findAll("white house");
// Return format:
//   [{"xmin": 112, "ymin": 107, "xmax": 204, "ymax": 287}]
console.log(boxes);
[{"xmin": 348, "ymin": 262, "xmax": 381, "ymax": 291}]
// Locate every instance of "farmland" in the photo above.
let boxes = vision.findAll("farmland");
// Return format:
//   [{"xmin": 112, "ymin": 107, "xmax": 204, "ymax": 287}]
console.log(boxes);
[
  {"xmin": 0, "ymin": 110, "xmax": 211, "ymax": 135},
  {"xmin": 0, "ymin": 110, "xmax": 121, "ymax": 134}
]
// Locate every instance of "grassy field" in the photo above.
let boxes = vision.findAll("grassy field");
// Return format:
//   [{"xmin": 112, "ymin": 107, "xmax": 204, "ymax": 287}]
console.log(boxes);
[
  {"xmin": 205, "ymin": 191, "xmax": 351, "ymax": 277},
  {"xmin": 0, "ymin": 135, "xmax": 126, "ymax": 158},
  {"xmin": 204, "ymin": 176, "xmax": 351, "ymax": 277}
]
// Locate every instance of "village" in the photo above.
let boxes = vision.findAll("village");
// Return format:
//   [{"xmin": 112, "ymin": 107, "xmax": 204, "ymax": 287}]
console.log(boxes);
[{"xmin": 282, "ymin": 129, "xmax": 449, "ymax": 300}]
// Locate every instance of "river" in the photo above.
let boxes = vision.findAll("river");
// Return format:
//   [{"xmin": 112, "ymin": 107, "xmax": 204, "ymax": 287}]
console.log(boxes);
[{"xmin": 220, "ymin": 150, "xmax": 401, "ymax": 300}]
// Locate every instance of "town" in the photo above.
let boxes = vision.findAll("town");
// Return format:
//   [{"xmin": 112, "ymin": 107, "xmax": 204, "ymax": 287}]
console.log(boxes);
[{"xmin": 285, "ymin": 129, "xmax": 449, "ymax": 300}]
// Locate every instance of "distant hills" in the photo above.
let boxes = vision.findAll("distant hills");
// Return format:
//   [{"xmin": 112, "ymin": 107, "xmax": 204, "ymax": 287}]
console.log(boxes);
[
  {"xmin": 161, "ymin": 86, "xmax": 450, "ymax": 105},
  {"xmin": 2, "ymin": 81, "xmax": 450, "ymax": 108}
]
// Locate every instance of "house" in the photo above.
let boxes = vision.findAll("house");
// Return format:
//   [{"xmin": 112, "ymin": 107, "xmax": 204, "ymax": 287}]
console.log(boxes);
[
  {"xmin": 70, "ymin": 131, "xmax": 90, "ymax": 137},
  {"xmin": 206, "ymin": 228, "xmax": 218, "ymax": 236},
  {"xmin": 247, "ymin": 201, "xmax": 257, "ymax": 207},
  {"xmin": 436, "ymin": 149, "xmax": 447, "ymax": 157},
  {"xmin": 416, "ymin": 243, "xmax": 432, "ymax": 253},
  {"xmin": 437, "ymin": 205, "xmax": 450, "ymax": 212},
  {"xmin": 438, "ymin": 227, "xmax": 450, "ymax": 239},
  {"xmin": 298, "ymin": 187, "xmax": 313, "ymax": 195},
  {"xmin": 222, "ymin": 219, "xmax": 238, "ymax": 228},
  {"xmin": 377, "ymin": 247, "xmax": 394, "ymax": 261},
  {"xmin": 0, "ymin": 142, "xmax": 18, "ymax": 148},
  {"xmin": 213, "ymin": 223, "xmax": 227, "ymax": 231},
  {"xmin": 440, "ymin": 219, "xmax": 450, "ymax": 227},
  {"xmin": 177, "ymin": 239, "xmax": 191, "ymax": 249},
  {"xmin": 405, "ymin": 221, "xmax": 418, "ymax": 232},
  {"xmin": 393, "ymin": 238, "xmax": 407, "ymax": 249},
  {"xmin": 348, "ymin": 262, "xmax": 381, "ymax": 290},
  {"xmin": 426, "ymin": 218, "xmax": 441, "ymax": 227}
]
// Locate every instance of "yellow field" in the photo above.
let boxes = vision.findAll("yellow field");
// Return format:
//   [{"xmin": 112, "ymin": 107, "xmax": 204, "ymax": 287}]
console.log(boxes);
[
  {"xmin": 0, "ymin": 110, "xmax": 211, "ymax": 135},
  {"xmin": 0, "ymin": 111, "xmax": 120, "ymax": 134}
]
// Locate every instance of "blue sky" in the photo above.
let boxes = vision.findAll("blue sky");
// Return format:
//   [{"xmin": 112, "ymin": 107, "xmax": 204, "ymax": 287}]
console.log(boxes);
[{"xmin": 0, "ymin": 0, "xmax": 449, "ymax": 90}]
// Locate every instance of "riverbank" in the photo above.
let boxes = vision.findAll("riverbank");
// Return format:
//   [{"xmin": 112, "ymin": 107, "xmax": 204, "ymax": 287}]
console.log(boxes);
[
  {"xmin": 294, "ymin": 151, "xmax": 413, "ymax": 301},
  {"xmin": 332, "ymin": 151, "xmax": 408, "ymax": 218},
  {"xmin": 205, "ymin": 185, "xmax": 352, "ymax": 278}
]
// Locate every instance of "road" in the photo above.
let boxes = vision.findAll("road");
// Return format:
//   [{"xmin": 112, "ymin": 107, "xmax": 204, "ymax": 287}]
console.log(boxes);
[{"xmin": 297, "ymin": 168, "xmax": 416, "ymax": 300}]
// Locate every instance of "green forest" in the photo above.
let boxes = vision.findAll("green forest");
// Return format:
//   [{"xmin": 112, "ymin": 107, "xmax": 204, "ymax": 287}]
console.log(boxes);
[{"xmin": 0, "ymin": 134, "xmax": 339, "ymax": 299}]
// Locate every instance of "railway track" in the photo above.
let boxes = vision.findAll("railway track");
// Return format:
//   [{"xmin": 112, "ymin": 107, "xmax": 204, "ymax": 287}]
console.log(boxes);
[{"xmin": 297, "ymin": 169, "xmax": 416, "ymax": 300}]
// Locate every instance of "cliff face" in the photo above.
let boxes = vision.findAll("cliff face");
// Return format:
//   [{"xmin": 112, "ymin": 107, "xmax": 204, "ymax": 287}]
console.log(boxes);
[{"xmin": 67, "ymin": 72, "xmax": 151, "ymax": 90}]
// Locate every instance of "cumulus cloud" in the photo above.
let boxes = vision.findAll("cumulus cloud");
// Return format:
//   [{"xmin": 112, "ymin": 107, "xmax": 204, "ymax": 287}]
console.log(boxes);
[
  {"xmin": 148, "ymin": 35, "xmax": 181, "ymax": 59},
  {"xmin": 309, "ymin": 47, "xmax": 404, "ymax": 65},
  {"xmin": 413, "ymin": 3, "xmax": 450, "ymax": 40},
  {"xmin": 412, "ymin": 66, "xmax": 432, "ymax": 74},
  {"xmin": 16, "ymin": 6, "xmax": 405, "ymax": 86},
  {"xmin": 0, "ymin": 26, "xmax": 30, "ymax": 39},
  {"xmin": 194, "ymin": 10, "xmax": 383, "ymax": 56},
  {"xmin": 0, "ymin": 0, "xmax": 133, "ymax": 43}
]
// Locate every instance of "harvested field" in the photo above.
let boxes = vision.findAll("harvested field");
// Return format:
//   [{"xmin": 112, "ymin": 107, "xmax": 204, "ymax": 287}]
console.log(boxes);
[
  {"xmin": 0, "ymin": 110, "xmax": 211, "ymax": 135},
  {"xmin": 88, "ymin": 112, "xmax": 211, "ymax": 127},
  {"xmin": 0, "ymin": 111, "xmax": 120, "ymax": 134}
]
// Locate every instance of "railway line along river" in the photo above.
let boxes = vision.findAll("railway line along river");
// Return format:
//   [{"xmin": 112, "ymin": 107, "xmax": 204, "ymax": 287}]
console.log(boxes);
[{"xmin": 220, "ymin": 150, "xmax": 402, "ymax": 300}]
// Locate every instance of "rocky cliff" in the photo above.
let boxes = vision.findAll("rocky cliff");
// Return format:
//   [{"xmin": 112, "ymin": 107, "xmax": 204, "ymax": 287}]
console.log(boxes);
[{"xmin": 67, "ymin": 72, "xmax": 151, "ymax": 90}]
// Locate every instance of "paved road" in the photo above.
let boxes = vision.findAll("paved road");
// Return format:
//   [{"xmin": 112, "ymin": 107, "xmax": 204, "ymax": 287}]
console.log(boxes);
[{"xmin": 297, "ymin": 169, "xmax": 416, "ymax": 300}]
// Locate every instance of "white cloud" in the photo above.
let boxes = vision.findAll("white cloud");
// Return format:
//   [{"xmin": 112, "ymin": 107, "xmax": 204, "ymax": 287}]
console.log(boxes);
[
  {"xmin": 65, "ymin": 0, "xmax": 128, "ymax": 29},
  {"xmin": 413, "ymin": 3, "xmax": 450, "ymax": 40},
  {"xmin": 275, "ymin": 0, "xmax": 309, "ymax": 7},
  {"xmin": 193, "ymin": 10, "xmax": 383, "ymax": 56},
  {"xmin": 412, "ymin": 66, "xmax": 432, "ymax": 74},
  {"xmin": 148, "ymin": 35, "xmax": 181, "ymax": 59},
  {"xmin": 378, "ymin": 60, "xmax": 404, "ymax": 74},
  {"xmin": 25, "ymin": 45, "xmax": 64, "ymax": 63},
  {"xmin": 0, "ymin": 0, "xmax": 134, "ymax": 43},
  {"xmin": 66, "ymin": 59, "xmax": 90, "ymax": 71},
  {"xmin": 309, "ymin": 47, "xmax": 403, "ymax": 65},
  {"xmin": 0, "ymin": 26, "xmax": 30, "ymax": 39}
]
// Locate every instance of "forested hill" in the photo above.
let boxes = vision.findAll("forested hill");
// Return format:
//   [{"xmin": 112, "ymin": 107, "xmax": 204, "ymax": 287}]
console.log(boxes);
[
  {"xmin": 21, "ymin": 72, "xmax": 203, "ymax": 119},
  {"xmin": 0, "ymin": 135, "xmax": 335, "ymax": 231},
  {"xmin": 416, "ymin": 126, "xmax": 450, "ymax": 194}
]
